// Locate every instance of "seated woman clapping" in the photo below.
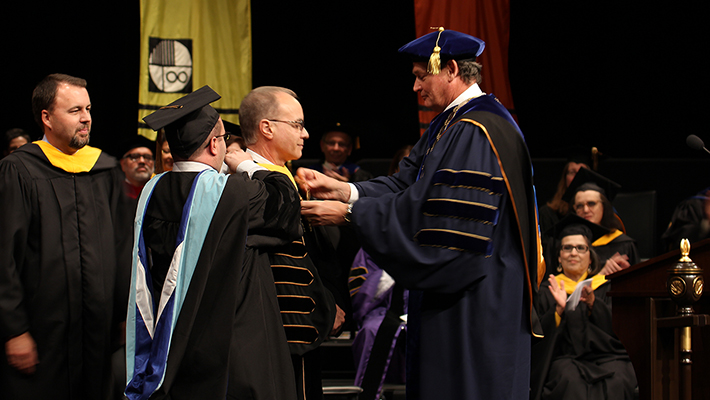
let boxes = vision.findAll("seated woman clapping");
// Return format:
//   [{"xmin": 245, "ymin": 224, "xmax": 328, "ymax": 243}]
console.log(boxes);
[{"xmin": 531, "ymin": 215, "xmax": 637, "ymax": 400}]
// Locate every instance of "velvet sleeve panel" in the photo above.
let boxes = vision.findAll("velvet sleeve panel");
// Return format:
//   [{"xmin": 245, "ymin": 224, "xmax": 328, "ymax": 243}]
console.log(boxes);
[{"xmin": 351, "ymin": 120, "xmax": 509, "ymax": 293}]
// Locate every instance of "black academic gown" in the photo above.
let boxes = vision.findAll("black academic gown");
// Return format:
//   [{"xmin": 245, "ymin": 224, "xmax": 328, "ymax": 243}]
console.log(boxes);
[
  {"xmin": 140, "ymin": 169, "xmax": 300, "ymax": 400},
  {"xmin": 0, "ymin": 143, "xmax": 128, "ymax": 400},
  {"xmin": 532, "ymin": 280, "xmax": 637, "ymax": 400},
  {"xmin": 539, "ymin": 204, "xmax": 566, "ymax": 239},
  {"xmin": 593, "ymin": 231, "xmax": 639, "ymax": 267},
  {"xmin": 661, "ymin": 192, "xmax": 710, "ymax": 249},
  {"xmin": 246, "ymin": 166, "xmax": 338, "ymax": 400}
]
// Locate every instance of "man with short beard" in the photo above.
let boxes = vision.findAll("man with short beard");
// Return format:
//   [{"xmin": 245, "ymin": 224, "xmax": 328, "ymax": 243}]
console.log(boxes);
[
  {"xmin": 0, "ymin": 73, "xmax": 129, "ymax": 400},
  {"xmin": 119, "ymin": 141, "xmax": 155, "ymax": 199}
]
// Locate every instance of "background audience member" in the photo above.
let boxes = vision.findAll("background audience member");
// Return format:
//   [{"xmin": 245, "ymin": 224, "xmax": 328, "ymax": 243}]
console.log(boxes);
[
  {"xmin": 118, "ymin": 137, "xmax": 155, "ymax": 200},
  {"xmin": 223, "ymin": 120, "xmax": 246, "ymax": 153},
  {"xmin": 532, "ymin": 215, "xmax": 637, "ymax": 400},
  {"xmin": 112, "ymin": 137, "xmax": 155, "ymax": 400},
  {"xmin": 539, "ymin": 148, "xmax": 604, "ymax": 275},
  {"xmin": 3, "ymin": 128, "xmax": 31, "ymax": 157},
  {"xmin": 661, "ymin": 186, "xmax": 710, "ymax": 250},
  {"xmin": 561, "ymin": 167, "xmax": 638, "ymax": 276},
  {"xmin": 539, "ymin": 153, "xmax": 591, "ymax": 235},
  {"xmin": 348, "ymin": 144, "xmax": 412, "ymax": 400},
  {"xmin": 154, "ymin": 129, "xmax": 173, "ymax": 173},
  {"xmin": 308, "ymin": 123, "xmax": 373, "ymax": 182}
]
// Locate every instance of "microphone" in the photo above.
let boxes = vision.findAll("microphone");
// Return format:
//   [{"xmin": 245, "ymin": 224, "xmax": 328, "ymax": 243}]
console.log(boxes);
[{"xmin": 687, "ymin": 135, "xmax": 710, "ymax": 155}]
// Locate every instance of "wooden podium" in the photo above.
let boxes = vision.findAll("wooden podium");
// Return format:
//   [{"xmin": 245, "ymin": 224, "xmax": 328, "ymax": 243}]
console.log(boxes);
[{"xmin": 608, "ymin": 239, "xmax": 709, "ymax": 400}]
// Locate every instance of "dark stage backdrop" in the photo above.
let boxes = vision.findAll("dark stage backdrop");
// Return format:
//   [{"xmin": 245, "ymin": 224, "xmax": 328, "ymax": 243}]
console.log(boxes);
[
  {"xmin": 1, "ymin": 1, "xmax": 708, "ymax": 218},
  {"xmin": 509, "ymin": 1, "xmax": 708, "ymax": 160},
  {"xmin": 2, "ymin": 1, "xmax": 706, "ymax": 161}
]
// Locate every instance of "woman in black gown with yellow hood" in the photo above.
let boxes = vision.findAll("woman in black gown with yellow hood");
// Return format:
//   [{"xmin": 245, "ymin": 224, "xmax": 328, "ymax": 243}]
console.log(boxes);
[{"xmin": 531, "ymin": 214, "xmax": 637, "ymax": 400}]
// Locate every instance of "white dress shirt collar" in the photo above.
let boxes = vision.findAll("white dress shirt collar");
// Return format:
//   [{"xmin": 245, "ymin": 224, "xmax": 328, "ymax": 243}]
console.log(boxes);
[
  {"xmin": 171, "ymin": 161, "xmax": 214, "ymax": 173},
  {"xmin": 444, "ymin": 83, "xmax": 484, "ymax": 112}
]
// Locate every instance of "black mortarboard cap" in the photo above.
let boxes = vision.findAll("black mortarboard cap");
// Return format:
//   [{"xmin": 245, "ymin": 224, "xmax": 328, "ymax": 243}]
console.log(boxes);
[
  {"xmin": 321, "ymin": 122, "xmax": 361, "ymax": 148},
  {"xmin": 322, "ymin": 122, "xmax": 353, "ymax": 139},
  {"xmin": 398, "ymin": 28, "xmax": 485, "ymax": 75},
  {"xmin": 547, "ymin": 214, "xmax": 610, "ymax": 243},
  {"xmin": 562, "ymin": 167, "xmax": 621, "ymax": 203},
  {"xmin": 118, "ymin": 135, "xmax": 155, "ymax": 158},
  {"xmin": 143, "ymin": 86, "xmax": 221, "ymax": 159}
]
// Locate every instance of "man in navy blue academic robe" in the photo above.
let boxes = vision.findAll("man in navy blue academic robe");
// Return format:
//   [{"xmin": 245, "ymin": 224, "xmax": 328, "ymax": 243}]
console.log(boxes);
[{"xmin": 299, "ymin": 29, "xmax": 543, "ymax": 399}]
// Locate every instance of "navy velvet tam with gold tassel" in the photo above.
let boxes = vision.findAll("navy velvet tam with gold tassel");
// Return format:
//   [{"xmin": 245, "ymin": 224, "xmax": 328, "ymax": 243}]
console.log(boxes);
[{"xmin": 398, "ymin": 27, "xmax": 486, "ymax": 75}]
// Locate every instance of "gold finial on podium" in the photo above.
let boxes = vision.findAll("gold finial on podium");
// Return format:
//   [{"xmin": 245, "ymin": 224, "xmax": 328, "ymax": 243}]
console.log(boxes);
[{"xmin": 679, "ymin": 238, "xmax": 692, "ymax": 262}]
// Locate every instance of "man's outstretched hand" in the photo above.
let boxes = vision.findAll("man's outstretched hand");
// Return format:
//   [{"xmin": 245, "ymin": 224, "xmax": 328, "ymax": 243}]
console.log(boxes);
[{"xmin": 296, "ymin": 168, "xmax": 351, "ymax": 202}]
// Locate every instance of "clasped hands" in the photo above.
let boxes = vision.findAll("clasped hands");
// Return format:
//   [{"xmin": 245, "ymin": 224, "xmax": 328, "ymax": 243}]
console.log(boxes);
[
  {"xmin": 599, "ymin": 252, "xmax": 630, "ymax": 276},
  {"xmin": 296, "ymin": 168, "xmax": 352, "ymax": 226}
]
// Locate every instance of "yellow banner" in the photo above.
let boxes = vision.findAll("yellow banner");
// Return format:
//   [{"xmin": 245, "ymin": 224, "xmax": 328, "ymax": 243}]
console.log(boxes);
[{"xmin": 138, "ymin": 0, "xmax": 251, "ymax": 140}]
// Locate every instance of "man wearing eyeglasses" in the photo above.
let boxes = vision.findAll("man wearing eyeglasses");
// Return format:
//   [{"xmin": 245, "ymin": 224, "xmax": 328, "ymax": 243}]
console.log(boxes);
[
  {"xmin": 307, "ymin": 125, "xmax": 373, "ymax": 183},
  {"xmin": 237, "ymin": 86, "xmax": 346, "ymax": 400},
  {"xmin": 125, "ymin": 86, "xmax": 301, "ymax": 400},
  {"xmin": 119, "ymin": 140, "xmax": 155, "ymax": 200}
]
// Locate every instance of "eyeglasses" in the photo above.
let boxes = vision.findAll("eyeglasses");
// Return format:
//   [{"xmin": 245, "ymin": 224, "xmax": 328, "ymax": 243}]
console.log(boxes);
[
  {"xmin": 561, "ymin": 244, "xmax": 590, "ymax": 254},
  {"xmin": 123, "ymin": 153, "xmax": 154, "ymax": 162},
  {"xmin": 216, "ymin": 133, "xmax": 231, "ymax": 142},
  {"xmin": 267, "ymin": 119, "xmax": 305, "ymax": 132},
  {"xmin": 573, "ymin": 201, "xmax": 599, "ymax": 211},
  {"xmin": 204, "ymin": 132, "xmax": 231, "ymax": 148}
]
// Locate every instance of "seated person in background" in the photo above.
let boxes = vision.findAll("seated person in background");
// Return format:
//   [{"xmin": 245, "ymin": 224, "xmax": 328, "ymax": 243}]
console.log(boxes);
[
  {"xmin": 222, "ymin": 120, "xmax": 245, "ymax": 153},
  {"xmin": 538, "ymin": 148, "xmax": 595, "ymax": 236},
  {"xmin": 531, "ymin": 215, "xmax": 637, "ymax": 400},
  {"xmin": 223, "ymin": 121, "xmax": 247, "ymax": 173},
  {"xmin": 662, "ymin": 186, "xmax": 710, "ymax": 250},
  {"xmin": 308, "ymin": 123, "xmax": 372, "ymax": 182},
  {"xmin": 348, "ymin": 144, "xmax": 412, "ymax": 400},
  {"xmin": 561, "ymin": 167, "xmax": 638, "ymax": 276},
  {"xmin": 3, "ymin": 128, "xmax": 31, "ymax": 157},
  {"xmin": 118, "ymin": 137, "xmax": 155, "ymax": 200},
  {"xmin": 226, "ymin": 135, "xmax": 246, "ymax": 153},
  {"xmin": 154, "ymin": 129, "xmax": 173, "ymax": 173},
  {"xmin": 349, "ymin": 250, "xmax": 407, "ymax": 400}
]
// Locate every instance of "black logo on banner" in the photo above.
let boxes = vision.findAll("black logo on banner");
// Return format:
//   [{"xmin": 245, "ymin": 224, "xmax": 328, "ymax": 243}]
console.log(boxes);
[{"xmin": 148, "ymin": 37, "xmax": 193, "ymax": 93}]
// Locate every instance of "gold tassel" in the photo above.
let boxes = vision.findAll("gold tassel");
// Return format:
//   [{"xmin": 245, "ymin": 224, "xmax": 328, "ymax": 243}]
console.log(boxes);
[{"xmin": 428, "ymin": 27, "xmax": 445, "ymax": 75}]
